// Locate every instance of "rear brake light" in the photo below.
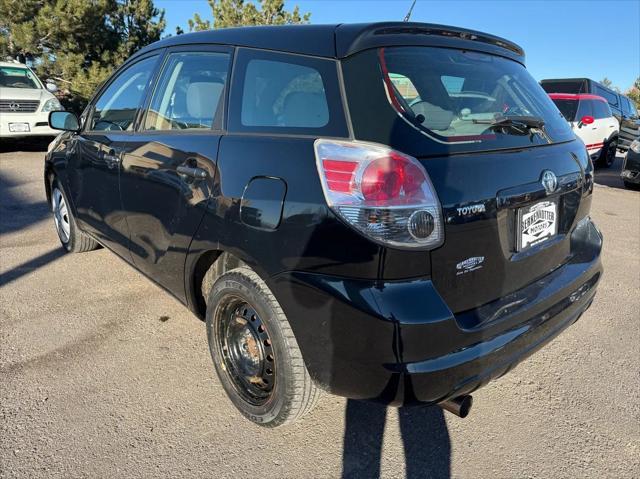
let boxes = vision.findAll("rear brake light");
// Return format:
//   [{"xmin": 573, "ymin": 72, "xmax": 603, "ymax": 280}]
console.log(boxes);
[{"xmin": 314, "ymin": 139, "xmax": 444, "ymax": 249}]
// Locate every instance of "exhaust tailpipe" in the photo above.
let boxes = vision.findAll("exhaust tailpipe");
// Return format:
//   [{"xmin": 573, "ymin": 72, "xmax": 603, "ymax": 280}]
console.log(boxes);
[{"xmin": 439, "ymin": 394, "xmax": 473, "ymax": 418}]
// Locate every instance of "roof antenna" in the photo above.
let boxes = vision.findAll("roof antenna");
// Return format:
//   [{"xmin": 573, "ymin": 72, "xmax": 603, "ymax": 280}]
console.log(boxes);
[{"xmin": 403, "ymin": 0, "xmax": 417, "ymax": 22}]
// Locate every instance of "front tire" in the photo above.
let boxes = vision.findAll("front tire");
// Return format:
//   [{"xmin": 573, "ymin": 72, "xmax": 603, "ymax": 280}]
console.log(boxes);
[
  {"xmin": 206, "ymin": 267, "xmax": 320, "ymax": 427},
  {"xmin": 50, "ymin": 178, "xmax": 99, "ymax": 253}
]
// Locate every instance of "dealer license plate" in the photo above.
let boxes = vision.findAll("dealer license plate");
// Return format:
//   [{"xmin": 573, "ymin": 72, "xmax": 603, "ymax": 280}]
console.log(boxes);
[
  {"xmin": 517, "ymin": 200, "xmax": 558, "ymax": 250},
  {"xmin": 9, "ymin": 123, "xmax": 30, "ymax": 133}
]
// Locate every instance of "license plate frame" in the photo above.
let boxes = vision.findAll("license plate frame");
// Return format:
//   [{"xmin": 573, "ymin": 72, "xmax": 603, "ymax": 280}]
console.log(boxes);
[
  {"xmin": 8, "ymin": 122, "xmax": 30, "ymax": 133},
  {"xmin": 517, "ymin": 200, "xmax": 558, "ymax": 251}
]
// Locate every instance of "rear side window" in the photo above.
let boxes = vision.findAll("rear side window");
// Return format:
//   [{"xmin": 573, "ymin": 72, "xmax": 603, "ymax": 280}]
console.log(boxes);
[
  {"xmin": 229, "ymin": 48, "xmax": 348, "ymax": 136},
  {"xmin": 90, "ymin": 56, "xmax": 158, "ymax": 131},
  {"xmin": 143, "ymin": 51, "xmax": 230, "ymax": 131},
  {"xmin": 592, "ymin": 100, "xmax": 611, "ymax": 119}
]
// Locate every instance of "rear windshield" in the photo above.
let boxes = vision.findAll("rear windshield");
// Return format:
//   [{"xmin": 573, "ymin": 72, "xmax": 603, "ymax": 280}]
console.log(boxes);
[
  {"xmin": 552, "ymin": 99, "xmax": 578, "ymax": 121},
  {"xmin": 378, "ymin": 47, "xmax": 573, "ymax": 150},
  {"xmin": 0, "ymin": 66, "xmax": 40, "ymax": 89}
]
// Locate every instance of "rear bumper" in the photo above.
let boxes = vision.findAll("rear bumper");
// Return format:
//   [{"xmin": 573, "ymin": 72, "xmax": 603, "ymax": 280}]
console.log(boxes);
[{"xmin": 272, "ymin": 217, "xmax": 603, "ymax": 406}]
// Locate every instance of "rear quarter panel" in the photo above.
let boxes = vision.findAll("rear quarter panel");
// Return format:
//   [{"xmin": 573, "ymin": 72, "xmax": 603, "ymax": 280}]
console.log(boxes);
[{"xmin": 186, "ymin": 135, "xmax": 382, "ymax": 283}]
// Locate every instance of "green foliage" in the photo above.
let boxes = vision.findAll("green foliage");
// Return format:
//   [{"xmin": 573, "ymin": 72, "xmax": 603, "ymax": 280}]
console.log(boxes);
[
  {"xmin": 0, "ymin": 0, "xmax": 165, "ymax": 110},
  {"xmin": 188, "ymin": 0, "xmax": 310, "ymax": 31},
  {"xmin": 626, "ymin": 77, "xmax": 640, "ymax": 110},
  {"xmin": 600, "ymin": 77, "xmax": 621, "ymax": 93}
]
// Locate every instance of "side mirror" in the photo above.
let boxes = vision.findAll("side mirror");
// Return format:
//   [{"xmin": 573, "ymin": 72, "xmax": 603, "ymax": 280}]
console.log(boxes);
[
  {"xmin": 45, "ymin": 80, "xmax": 58, "ymax": 93},
  {"xmin": 49, "ymin": 111, "xmax": 80, "ymax": 132},
  {"xmin": 579, "ymin": 115, "xmax": 594, "ymax": 126}
]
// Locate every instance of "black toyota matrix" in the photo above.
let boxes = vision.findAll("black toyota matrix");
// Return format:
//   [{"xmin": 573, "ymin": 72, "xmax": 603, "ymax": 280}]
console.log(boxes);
[{"xmin": 45, "ymin": 22, "xmax": 603, "ymax": 427}]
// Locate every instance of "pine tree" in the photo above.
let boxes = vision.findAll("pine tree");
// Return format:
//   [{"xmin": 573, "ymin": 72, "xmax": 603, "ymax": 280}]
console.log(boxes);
[
  {"xmin": 188, "ymin": 0, "xmax": 310, "ymax": 31},
  {"xmin": 0, "ymin": 0, "xmax": 165, "ymax": 108}
]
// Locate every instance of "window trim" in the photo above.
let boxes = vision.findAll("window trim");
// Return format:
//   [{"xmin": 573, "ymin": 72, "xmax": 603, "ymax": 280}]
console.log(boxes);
[
  {"xmin": 82, "ymin": 51, "xmax": 164, "ymax": 134},
  {"xmin": 227, "ymin": 47, "xmax": 349, "ymax": 138},
  {"xmin": 138, "ymin": 44, "xmax": 234, "ymax": 134}
]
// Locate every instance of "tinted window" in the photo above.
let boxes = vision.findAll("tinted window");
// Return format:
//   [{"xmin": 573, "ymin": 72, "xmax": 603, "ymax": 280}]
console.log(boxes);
[
  {"xmin": 229, "ymin": 49, "xmax": 348, "ymax": 136},
  {"xmin": 540, "ymin": 80, "xmax": 588, "ymax": 94},
  {"xmin": 376, "ymin": 47, "xmax": 572, "ymax": 149},
  {"xmin": 620, "ymin": 96, "xmax": 632, "ymax": 115},
  {"xmin": 90, "ymin": 56, "xmax": 157, "ymax": 131},
  {"xmin": 552, "ymin": 99, "xmax": 578, "ymax": 121},
  {"xmin": 592, "ymin": 100, "xmax": 611, "ymax": 119},
  {"xmin": 576, "ymin": 99, "xmax": 593, "ymax": 119},
  {"xmin": 143, "ymin": 52, "xmax": 229, "ymax": 131},
  {"xmin": 594, "ymin": 85, "xmax": 618, "ymax": 108}
]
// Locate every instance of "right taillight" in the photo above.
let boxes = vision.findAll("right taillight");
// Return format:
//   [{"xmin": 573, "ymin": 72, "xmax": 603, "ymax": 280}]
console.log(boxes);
[{"xmin": 314, "ymin": 139, "xmax": 444, "ymax": 250}]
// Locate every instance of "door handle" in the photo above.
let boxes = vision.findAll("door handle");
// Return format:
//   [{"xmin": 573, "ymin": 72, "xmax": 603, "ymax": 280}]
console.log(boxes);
[{"xmin": 177, "ymin": 165, "xmax": 207, "ymax": 179}]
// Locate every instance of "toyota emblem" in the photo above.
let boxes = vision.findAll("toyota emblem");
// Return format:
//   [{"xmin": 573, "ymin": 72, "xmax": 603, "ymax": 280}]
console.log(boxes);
[{"xmin": 541, "ymin": 170, "xmax": 558, "ymax": 195}]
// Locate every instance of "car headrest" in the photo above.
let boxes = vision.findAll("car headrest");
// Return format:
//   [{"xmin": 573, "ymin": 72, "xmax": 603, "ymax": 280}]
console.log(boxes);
[
  {"xmin": 281, "ymin": 91, "xmax": 328, "ymax": 127},
  {"xmin": 186, "ymin": 81, "xmax": 224, "ymax": 119},
  {"xmin": 411, "ymin": 101, "xmax": 455, "ymax": 131}
]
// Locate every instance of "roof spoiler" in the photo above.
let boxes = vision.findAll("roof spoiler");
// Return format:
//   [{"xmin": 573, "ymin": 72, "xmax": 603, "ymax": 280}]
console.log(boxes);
[{"xmin": 335, "ymin": 22, "xmax": 525, "ymax": 64}]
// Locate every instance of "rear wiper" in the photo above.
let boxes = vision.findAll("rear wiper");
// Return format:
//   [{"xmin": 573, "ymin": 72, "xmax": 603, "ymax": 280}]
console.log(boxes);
[{"xmin": 472, "ymin": 115, "xmax": 545, "ymax": 131}]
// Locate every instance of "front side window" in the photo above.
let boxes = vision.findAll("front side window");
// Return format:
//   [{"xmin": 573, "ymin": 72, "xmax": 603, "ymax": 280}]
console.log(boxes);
[
  {"xmin": 229, "ymin": 49, "xmax": 348, "ymax": 136},
  {"xmin": 143, "ymin": 52, "xmax": 230, "ymax": 131},
  {"xmin": 0, "ymin": 66, "xmax": 40, "ymax": 89},
  {"xmin": 90, "ymin": 56, "xmax": 158, "ymax": 131},
  {"xmin": 376, "ymin": 46, "xmax": 573, "ymax": 152}
]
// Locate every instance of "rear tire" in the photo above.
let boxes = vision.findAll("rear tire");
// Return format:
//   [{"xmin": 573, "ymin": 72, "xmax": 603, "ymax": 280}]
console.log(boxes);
[
  {"xmin": 50, "ymin": 177, "xmax": 99, "ymax": 253},
  {"xmin": 597, "ymin": 137, "xmax": 617, "ymax": 168},
  {"xmin": 205, "ymin": 267, "xmax": 320, "ymax": 427}
]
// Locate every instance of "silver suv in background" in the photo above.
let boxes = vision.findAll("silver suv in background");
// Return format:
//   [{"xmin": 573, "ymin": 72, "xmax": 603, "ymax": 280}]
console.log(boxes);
[{"xmin": 0, "ymin": 61, "xmax": 63, "ymax": 139}]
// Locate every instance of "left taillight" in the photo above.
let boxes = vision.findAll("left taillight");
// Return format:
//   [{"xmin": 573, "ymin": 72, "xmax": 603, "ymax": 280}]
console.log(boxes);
[{"xmin": 314, "ymin": 138, "xmax": 444, "ymax": 250}]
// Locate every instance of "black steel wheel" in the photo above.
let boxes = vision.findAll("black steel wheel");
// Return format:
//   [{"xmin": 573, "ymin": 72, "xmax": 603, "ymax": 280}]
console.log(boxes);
[
  {"xmin": 206, "ymin": 267, "xmax": 320, "ymax": 427},
  {"xmin": 216, "ymin": 298, "xmax": 276, "ymax": 406}
]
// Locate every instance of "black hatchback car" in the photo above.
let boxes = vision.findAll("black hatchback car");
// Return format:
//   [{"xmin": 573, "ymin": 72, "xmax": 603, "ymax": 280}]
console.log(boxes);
[{"xmin": 46, "ymin": 22, "xmax": 603, "ymax": 427}]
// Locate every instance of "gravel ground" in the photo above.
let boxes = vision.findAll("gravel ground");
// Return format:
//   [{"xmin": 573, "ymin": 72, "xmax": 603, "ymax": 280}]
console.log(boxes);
[{"xmin": 1, "ymin": 147, "xmax": 638, "ymax": 479}]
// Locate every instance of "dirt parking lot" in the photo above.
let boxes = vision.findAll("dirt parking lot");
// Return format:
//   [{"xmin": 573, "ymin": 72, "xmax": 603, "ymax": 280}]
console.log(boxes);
[{"xmin": 1, "ymin": 145, "xmax": 639, "ymax": 478}]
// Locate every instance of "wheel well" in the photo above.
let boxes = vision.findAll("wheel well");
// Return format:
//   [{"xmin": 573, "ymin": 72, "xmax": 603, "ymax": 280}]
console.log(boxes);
[
  {"xmin": 44, "ymin": 166, "xmax": 54, "ymax": 204},
  {"xmin": 192, "ymin": 250, "xmax": 248, "ymax": 319}
]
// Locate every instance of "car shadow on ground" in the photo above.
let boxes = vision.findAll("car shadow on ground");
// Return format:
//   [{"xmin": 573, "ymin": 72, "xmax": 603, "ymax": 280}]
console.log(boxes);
[
  {"xmin": 342, "ymin": 400, "xmax": 450, "ymax": 479},
  {"xmin": 594, "ymin": 153, "xmax": 626, "ymax": 190},
  {"xmin": 0, "ymin": 166, "xmax": 63, "ymax": 285},
  {"xmin": 0, "ymin": 138, "xmax": 51, "ymax": 153}
]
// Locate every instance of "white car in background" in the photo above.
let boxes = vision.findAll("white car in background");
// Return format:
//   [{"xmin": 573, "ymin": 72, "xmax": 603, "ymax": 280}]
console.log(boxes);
[
  {"xmin": 0, "ymin": 61, "xmax": 63, "ymax": 139},
  {"xmin": 548, "ymin": 93, "xmax": 619, "ymax": 168}
]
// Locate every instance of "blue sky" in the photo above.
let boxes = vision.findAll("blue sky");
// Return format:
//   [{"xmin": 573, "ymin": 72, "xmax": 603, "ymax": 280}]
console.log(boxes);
[{"xmin": 156, "ymin": 0, "xmax": 640, "ymax": 91}]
